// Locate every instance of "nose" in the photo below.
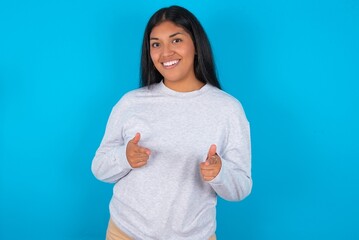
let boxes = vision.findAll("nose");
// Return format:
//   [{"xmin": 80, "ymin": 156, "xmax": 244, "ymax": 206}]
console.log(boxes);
[{"xmin": 162, "ymin": 43, "xmax": 174, "ymax": 57}]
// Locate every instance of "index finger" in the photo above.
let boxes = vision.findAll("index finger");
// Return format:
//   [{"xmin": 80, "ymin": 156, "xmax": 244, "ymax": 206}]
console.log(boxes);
[
  {"xmin": 136, "ymin": 146, "xmax": 151, "ymax": 156},
  {"xmin": 207, "ymin": 144, "xmax": 217, "ymax": 158}
]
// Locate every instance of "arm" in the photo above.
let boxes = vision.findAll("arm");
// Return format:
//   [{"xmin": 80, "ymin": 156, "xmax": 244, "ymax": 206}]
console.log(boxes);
[
  {"xmin": 91, "ymin": 100, "xmax": 132, "ymax": 183},
  {"xmin": 207, "ymin": 104, "xmax": 252, "ymax": 201}
]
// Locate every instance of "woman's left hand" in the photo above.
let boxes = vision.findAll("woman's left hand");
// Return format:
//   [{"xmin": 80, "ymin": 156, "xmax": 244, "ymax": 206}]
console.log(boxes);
[{"xmin": 200, "ymin": 144, "xmax": 222, "ymax": 181}]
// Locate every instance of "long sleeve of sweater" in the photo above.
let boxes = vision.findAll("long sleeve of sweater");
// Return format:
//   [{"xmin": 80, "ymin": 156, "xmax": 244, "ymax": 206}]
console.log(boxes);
[
  {"xmin": 91, "ymin": 97, "xmax": 133, "ymax": 183},
  {"xmin": 208, "ymin": 102, "xmax": 252, "ymax": 201}
]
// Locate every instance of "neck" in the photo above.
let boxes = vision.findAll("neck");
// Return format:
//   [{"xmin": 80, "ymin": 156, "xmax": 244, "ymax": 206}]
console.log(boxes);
[{"xmin": 163, "ymin": 79, "xmax": 205, "ymax": 92}]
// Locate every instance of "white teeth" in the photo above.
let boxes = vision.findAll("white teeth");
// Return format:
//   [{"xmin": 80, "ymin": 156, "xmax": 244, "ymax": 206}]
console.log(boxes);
[{"xmin": 163, "ymin": 60, "xmax": 179, "ymax": 67}]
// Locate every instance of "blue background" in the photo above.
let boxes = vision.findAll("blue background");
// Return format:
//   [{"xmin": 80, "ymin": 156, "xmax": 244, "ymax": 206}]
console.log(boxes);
[{"xmin": 1, "ymin": 0, "xmax": 358, "ymax": 239}]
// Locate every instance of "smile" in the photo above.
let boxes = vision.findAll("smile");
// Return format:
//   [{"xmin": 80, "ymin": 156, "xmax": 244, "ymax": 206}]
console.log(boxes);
[{"xmin": 162, "ymin": 60, "xmax": 180, "ymax": 68}]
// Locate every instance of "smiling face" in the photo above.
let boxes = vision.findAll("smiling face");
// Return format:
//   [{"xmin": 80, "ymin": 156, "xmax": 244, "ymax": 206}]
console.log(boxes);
[{"xmin": 150, "ymin": 21, "xmax": 203, "ymax": 92}]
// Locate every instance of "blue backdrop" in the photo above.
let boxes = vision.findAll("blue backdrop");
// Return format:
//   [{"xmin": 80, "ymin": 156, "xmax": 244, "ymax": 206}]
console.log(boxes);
[{"xmin": 1, "ymin": 0, "xmax": 358, "ymax": 239}]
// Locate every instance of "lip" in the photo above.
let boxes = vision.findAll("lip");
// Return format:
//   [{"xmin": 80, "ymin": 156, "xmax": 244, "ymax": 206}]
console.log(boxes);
[{"xmin": 161, "ymin": 59, "xmax": 180, "ymax": 69}]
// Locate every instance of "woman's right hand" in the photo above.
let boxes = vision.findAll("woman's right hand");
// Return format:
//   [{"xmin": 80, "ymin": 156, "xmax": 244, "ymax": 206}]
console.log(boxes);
[{"xmin": 126, "ymin": 133, "xmax": 151, "ymax": 168}]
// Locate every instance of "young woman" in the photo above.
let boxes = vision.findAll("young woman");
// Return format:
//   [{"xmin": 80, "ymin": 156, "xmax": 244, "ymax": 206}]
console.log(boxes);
[{"xmin": 92, "ymin": 5, "xmax": 252, "ymax": 240}]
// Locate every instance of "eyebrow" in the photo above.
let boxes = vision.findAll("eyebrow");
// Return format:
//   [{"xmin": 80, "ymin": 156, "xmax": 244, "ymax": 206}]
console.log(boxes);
[{"xmin": 150, "ymin": 32, "xmax": 184, "ymax": 40}]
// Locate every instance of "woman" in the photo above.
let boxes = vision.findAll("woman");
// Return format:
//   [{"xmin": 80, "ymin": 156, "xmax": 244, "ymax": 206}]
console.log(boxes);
[{"xmin": 92, "ymin": 5, "xmax": 252, "ymax": 240}]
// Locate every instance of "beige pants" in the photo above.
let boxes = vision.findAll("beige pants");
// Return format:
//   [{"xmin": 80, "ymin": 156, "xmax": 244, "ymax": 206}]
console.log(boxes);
[{"xmin": 106, "ymin": 218, "xmax": 217, "ymax": 240}]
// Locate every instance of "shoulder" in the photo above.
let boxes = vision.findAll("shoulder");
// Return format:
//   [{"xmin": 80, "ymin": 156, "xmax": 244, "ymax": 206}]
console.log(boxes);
[
  {"xmin": 110, "ymin": 83, "xmax": 162, "ymax": 114},
  {"xmin": 122, "ymin": 86, "xmax": 152, "ymax": 100},
  {"xmin": 207, "ymin": 85, "xmax": 245, "ymax": 113},
  {"xmin": 206, "ymin": 86, "xmax": 250, "ymax": 129},
  {"xmin": 112, "ymin": 86, "xmax": 151, "ymax": 108}
]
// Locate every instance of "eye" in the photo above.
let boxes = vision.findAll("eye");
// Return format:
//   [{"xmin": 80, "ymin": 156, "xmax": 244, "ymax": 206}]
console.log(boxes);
[
  {"xmin": 172, "ymin": 38, "xmax": 182, "ymax": 44},
  {"xmin": 151, "ymin": 42, "xmax": 160, "ymax": 48}
]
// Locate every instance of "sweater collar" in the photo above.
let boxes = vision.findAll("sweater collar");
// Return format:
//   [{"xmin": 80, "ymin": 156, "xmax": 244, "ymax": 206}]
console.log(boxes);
[{"xmin": 157, "ymin": 80, "xmax": 211, "ymax": 98}]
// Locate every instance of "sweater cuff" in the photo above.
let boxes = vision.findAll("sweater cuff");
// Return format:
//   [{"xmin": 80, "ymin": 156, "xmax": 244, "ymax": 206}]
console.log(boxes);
[
  {"xmin": 208, "ymin": 155, "xmax": 227, "ymax": 186},
  {"xmin": 115, "ymin": 145, "xmax": 133, "ymax": 171}
]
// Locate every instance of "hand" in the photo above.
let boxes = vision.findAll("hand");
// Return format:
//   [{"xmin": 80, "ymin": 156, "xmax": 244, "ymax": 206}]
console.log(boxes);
[
  {"xmin": 126, "ymin": 133, "xmax": 151, "ymax": 168},
  {"xmin": 200, "ymin": 144, "xmax": 222, "ymax": 181}
]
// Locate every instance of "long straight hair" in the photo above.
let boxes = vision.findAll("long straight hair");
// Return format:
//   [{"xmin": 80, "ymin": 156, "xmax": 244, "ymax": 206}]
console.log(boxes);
[{"xmin": 140, "ymin": 5, "xmax": 221, "ymax": 89}]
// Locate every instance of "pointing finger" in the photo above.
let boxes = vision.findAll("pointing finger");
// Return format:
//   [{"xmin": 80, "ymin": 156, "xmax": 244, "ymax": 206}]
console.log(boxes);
[
  {"xmin": 207, "ymin": 144, "xmax": 217, "ymax": 158},
  {"xmin": 137, "ymin": 146, "xmax": 151, "ymax": 156},
  {"xmin": 131, "ymin": 132, "xmax": 141, "ymax": 145}
]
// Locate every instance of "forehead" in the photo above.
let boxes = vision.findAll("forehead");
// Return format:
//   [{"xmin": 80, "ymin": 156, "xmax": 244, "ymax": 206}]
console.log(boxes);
[{"xmin": 150, "ymin": 21, "xmax": 187, "ymax": 38}]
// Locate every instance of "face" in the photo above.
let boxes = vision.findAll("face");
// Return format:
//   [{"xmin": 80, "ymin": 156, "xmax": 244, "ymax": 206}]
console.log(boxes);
[{"xmin": 149, "ymin": 21, "xmax": 199, "ymax": 91}]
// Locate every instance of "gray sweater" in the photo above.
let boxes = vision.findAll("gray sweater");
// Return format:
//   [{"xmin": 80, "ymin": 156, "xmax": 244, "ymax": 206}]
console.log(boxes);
[{"xmin": 91, "ymin": 81, "xmax": 252, "ymax": 239}]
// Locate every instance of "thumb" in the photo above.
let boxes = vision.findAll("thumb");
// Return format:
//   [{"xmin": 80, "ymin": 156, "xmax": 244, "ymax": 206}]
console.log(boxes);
[
  {"xmin": 207, "ymin": 144, "xmax": 217, "ymax": 158},
  {"xmin": 131, "ymin": 132, "xmax": 141, "ymax": 144}
]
